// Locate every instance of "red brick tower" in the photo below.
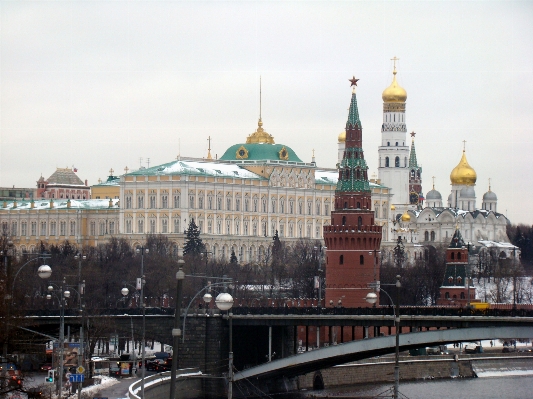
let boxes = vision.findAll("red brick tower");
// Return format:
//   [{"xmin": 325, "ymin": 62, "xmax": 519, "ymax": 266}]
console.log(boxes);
[{"xmin": 323, "ymin": 77, "xmax": 382, "ymax": 308}]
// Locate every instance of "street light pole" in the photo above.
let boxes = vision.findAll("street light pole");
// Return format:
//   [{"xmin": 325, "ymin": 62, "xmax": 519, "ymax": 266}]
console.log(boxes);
[
  {"xmin": 366, "ymin": 275, "xmax": 401, "ymax": 399},
  {"xmin": 215, "ymin": 293, "xmax": 234, "ymax": 399},
  {"xmin": 136, "ymin": 245, "xmax": 149, "ymax": 399},
  {"xmin": 74, "ymin": 253, "xmax": 86, "ymax": 399},
  {"xmin": 169, "ymin": 259, "xmax": 185, "ymax": 399}
]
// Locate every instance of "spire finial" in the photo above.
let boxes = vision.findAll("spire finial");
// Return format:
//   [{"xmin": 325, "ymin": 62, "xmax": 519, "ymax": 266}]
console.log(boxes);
[
  {"xmin": 488, "ymin": 178, "xmax": 491, "ymax": 191},
  {"xmin": 207, "ymin": 136, "xmax": 213, "ymax": 160},
  {"xmin": 391, "ymin": 56, "xmax": 400, "ymax": 73},
  {"xmin": 432, "ymin": 176, "xmax": 436, "ymax": 190},
  {"xmin": 462, "ymin": 140, "xmax": 467, "ymax": 152},
  {"xmin": 124, "ymin": 166, "xmax": 129, "ymax": 174},
  {"xmin": 410, "ymin": 131, "xmax": 416, "ymax": 141},
  {"xmin": 109, "ymin": 168, "xmax": 114, "ymax": 176},
  {"xmin": 260, "ymin": 76, "xmax": 262, "ymax": 121}
]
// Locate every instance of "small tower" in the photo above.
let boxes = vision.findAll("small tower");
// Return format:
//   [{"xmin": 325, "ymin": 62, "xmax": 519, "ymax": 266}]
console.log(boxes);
[
  {"xmin": 323, "ymin": 77, "xmax": 382, "ymax": 308},
  {"xmin": 437, "ymin": 228, "xmax": 475, "ymax": 306},
  {"xmin": 482, "ymin": 179, "xmax": 498, "ymax": 212},
  {"xmin": 426, "ymin": 177, "xmax": 443, "ymax": 208},
  {"xmin": 408, "ymin": 132, "xmax": 423, "ymax": 208}
]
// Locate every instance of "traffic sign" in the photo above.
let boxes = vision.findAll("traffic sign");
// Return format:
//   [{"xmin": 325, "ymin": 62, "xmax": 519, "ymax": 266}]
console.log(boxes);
[
  {"xmin": 69, "ymin": 374, "xmax": 84, "ymax": 383},
  {"xmin": 77, "ymin": 366, "xmax": 85, "ymax": 374}
]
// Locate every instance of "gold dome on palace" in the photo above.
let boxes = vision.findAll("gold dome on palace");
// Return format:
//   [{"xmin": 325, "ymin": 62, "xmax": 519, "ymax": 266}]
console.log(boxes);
[
  {"xmin": 401, "ymin": 211, "xmax": 411, "ymax": 222},
  {"xmin": 338, "ymin": 131, "xmax": 346, "ymax": 143},
  {"xmin": 450, "ymin": 151, "xmax": 477, "ymax": 186},
  {"xmin": 382, "ymin": 70, "xmax": 407, "ymax": 103}
]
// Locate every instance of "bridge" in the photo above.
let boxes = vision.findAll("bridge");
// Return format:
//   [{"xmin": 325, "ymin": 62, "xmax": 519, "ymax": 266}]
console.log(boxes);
[{"xmin": 233, "ymin": 326, "xmax": 533, "ymax": 381}]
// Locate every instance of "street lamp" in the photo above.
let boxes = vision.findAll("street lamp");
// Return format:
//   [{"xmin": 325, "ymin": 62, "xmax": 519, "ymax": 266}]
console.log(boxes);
[
  {"xmin": 47, "ymin": 279, "xmax": 69, "ymax": 399},
  {"xmin": 215, "ymin": 292, "xmax": 234, "ymax": 399},
  {"xmin": 73, "ymin": 253, "xmax": 86, "ymax": 399},
  {"xmin": 366, "ymin": 275, "xmax": 401, "ymax": 399},
  {"xmin": 169, "ymin": 259, "xmax": 185, "ymax": 399},
  {"xmin": 135, "ymin": 245, "xmax": 149, "ymax": 399}
]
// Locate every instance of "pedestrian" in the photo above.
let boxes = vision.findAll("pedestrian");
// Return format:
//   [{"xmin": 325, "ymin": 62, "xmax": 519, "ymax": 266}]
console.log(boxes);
[{"xmin": 490, "ymin": 340, "xmax": 493, "ymax": 347}]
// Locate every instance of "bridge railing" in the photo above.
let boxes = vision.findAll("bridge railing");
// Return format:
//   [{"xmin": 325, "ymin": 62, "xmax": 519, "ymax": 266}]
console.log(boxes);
[{"xmin": 22, "ymin": 306, "xmax": 533, "ymax": 318}]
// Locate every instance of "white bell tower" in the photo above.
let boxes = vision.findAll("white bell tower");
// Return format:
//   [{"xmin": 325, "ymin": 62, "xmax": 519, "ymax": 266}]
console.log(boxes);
[{"xmin": 378, "ymin": 57, "xmax": 410, "ymax": 206}]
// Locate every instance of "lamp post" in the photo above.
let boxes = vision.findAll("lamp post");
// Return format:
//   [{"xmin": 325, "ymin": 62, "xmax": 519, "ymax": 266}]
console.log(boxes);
[
  {"xmin": 313, "ymin": 245, "xmax": 326, "ymax": 349},
  {"xmin": 47, "ymin": 279, "xmax": 70, "ymax": 399},
  {"xmin": 135, "ymin": 245, "xmax": 149, "ymax": 399},
  {"xmin": 169, "ymin": 259, "xmax": 185, "ymax": 399},
  {"xmin": 73, "ymin": 253, "xmax": 86, "ymax": 399},
  {"xmin": 215, "ymin": 292, "xmax": 234, "ymax": 399},
  {"xmin": 366, "ymin": 275, "xmax": 401, "ymax": 399}
]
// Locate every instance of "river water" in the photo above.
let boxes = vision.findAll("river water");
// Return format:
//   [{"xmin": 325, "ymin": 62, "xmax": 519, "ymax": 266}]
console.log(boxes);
[{"xmin": 299, "ymin": 375, "xmax": 533, "ymax": 398}]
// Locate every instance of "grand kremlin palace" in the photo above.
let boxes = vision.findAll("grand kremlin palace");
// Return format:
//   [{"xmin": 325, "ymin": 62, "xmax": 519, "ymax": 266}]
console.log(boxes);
[{"xmin": 0, "ymin": 70, "xmax": 512, "ymax": 264}]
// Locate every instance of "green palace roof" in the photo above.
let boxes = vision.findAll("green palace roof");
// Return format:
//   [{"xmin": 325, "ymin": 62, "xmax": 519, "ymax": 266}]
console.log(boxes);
[{"xmin": 220, "ymin": 143, "xmax": 303, "ymax": 163}]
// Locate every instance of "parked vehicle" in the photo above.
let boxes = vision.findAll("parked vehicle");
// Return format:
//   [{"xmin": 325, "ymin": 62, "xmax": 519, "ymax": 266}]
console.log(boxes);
[
  {"xmin": 464, "ymin": 343, "xmax": 483, "ymax": 354},
  {"xmin": 39, "ymin": 363, "xmax": 53, "ymax": 372},
  {"xmin": 156, "ymin": 358, "xmax": 172, "ymax": 372},
  {"xmin": 146, "ymin": 359, "xmax": 165, "ymax": 371}
]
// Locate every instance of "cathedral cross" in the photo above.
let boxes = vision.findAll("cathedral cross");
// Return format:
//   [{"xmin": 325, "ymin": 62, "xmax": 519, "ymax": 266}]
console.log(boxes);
[
  {"xmin": 462, "ymin": 140, "xmax": 467, "ymax": 151},
  {"xmin": 391, "ymin": 56, "xmax": 400, "ymax": 70},
  {"xmin": 109, "ymin": 168, "xmax": 114, "ymax": 176},
  {"xmin": 124, "ymin": 166, "xmax": 129, "ymax": 174}
]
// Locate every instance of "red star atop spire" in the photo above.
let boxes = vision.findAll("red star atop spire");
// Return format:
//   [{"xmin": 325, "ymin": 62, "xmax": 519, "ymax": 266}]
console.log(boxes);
[{"xmin": 349, "ymin": 76, "xmax": 359, "ymax": 87}]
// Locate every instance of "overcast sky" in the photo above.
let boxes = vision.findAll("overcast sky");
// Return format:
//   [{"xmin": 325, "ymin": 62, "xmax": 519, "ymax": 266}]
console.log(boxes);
[{"xmin": 1, "ymin": 1, "xmax": 532, "ymax": 225}]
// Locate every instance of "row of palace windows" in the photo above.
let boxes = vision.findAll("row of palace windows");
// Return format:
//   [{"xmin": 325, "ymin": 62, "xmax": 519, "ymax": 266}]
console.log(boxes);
[
  {"xmin": 124, "ymin": 194, "xmax": 331, "ymax": 216},
  {"xmin": 123, "ymin": 218, "xmax": 324, "ymax": 239},
  {"xmin": 1, "ymin": 220, "xmax": 114, "ymax": 237},
  {"xmin": 424, "ymin": 231, "xmax": 436, "ymax": 241}
]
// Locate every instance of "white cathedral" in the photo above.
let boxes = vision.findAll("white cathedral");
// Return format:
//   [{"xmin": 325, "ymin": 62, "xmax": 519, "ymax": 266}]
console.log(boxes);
[{"xmin": 338, "ymin": 62, "xmax": 512, "ymax": 263}]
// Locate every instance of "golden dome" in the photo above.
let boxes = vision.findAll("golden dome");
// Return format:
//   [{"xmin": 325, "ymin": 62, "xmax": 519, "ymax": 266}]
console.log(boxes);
[
  {"xmin": 401, "ymin": 211, "xmax": 411, "ymax": 222},
  {"xmin": 450, "ymin": 151, "xmax": 477, "ymax": 186},
  {"xmin": 338, "ymin": 131, "xmax": 346, "ymax": 143},
  {"xmin": 246, "ymin": 118, "xmax": 275, "ymax": 144},
  {"xmin": 390, "ymin": 204, "xmax": 396, "ymax": 211},
  {"xmin": 382, "ymin": 69, "xmax": 407, "ymax": 103}
]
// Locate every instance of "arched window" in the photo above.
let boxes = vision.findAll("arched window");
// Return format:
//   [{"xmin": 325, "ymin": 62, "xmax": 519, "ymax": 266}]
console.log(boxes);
[
  {"xmin": 342, "ymin": 216, "xmax": 346, "ymax": 226},
  {"xmin": 445, "ymin": 292, "xmax": 450, "ymax": 299},
  {"xmin": 430, "ymin": 231, "xmax": 436, "ymax": 241},
  {"xmin": 357, "ymin": 202, "xmax": 361, "ymax": 209},
  {"xmin": 451, "ymin": 252, "xmax": 455, "ymax": 260},
  {"xmin": 357, "ymin": 216, "xmax": 362, "ymax": 230},
  {"xmin": 344, "ymin": 202, "xmax": 348, "ymax": 209},
  {"xmin": 424, "ymin": 231, "xmax": 429, "ymax": 241},
  {"xmin": 387, "ymin": 142, "xmax": 390, "ymax": 146},
  {"xmin": 339, "ymin": 255, "xmax": 344, "ymax": 265},
  {"xmin": 457, "ymin": 252, "xmax": 462, "ymax": 260},
  {"xmin": 460, "ymin": 292, "xmax": 465, "ymax": 299},
  {"xmin": 360, "ymin": 255, "xmax": 364, "ymax": 265},
  {"xmin": 385, "ymin": 157, "xmax": 389, "ymax": 167},
  {"xmin": 395, "ymin": 156, "xmax": 400, "ymax": 167}
]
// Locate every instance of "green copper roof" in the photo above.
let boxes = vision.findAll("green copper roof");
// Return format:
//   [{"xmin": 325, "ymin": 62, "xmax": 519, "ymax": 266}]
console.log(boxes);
[
  {"xmin": 346, "ymin": 91, "xmax": 362, "ymax": 129},
  {"xmin": 220, "ymin": 143, "xmax": 303, "ymax": 163},
  {"xmin": 336, "ymin": 147, "xmax": 370, "ymax": 193},
  {"xmin": 409, "ymin": 139, "xmax": 419, "ymax": 169}
]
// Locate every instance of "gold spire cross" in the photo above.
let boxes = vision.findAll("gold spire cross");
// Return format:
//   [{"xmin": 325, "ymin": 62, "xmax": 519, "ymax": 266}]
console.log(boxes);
[
  {"xmin": 124, "ymin": 166, "xmax": 129, "ymax": 174},
  {"xmin": 109, "ymin": 168, "xmax": 114, "ymax": 176},
  {"xmin": 462, "ymin": 140, "xmax": 467, "ymax": 151},
  {"xmin": 207, "ymin": 136, "xmax": 213, "ymax": 160},
  {"xmin": 391, "ymin": 56, "xmax": 399, "ymax": 71}
]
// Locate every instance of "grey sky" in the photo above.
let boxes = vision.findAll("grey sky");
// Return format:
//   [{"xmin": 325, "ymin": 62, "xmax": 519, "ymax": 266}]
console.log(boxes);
[{"xmin": 1, "ymin": 1, "xmax": 532, "ymax": 225}]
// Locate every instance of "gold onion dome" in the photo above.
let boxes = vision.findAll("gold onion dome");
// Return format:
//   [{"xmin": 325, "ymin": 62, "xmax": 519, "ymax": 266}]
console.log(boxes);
[
  {"xmin": 246, "ymin": 118, "xmax": 275, "ymax": 144},
  {"xmin": 450, "ymin": 151, "xmax": 477, "ymax": 186},
  {"xmin": 390, "ymin": 204, "xmax": 396, "ymax": 211},
  {"xmin": 338, "ymin": 131, "xmax": 346, "ymax": 143},
  {"xmin": 401, "ymin": 211, "xmax": 411, "ymax": 222},
  {"xmin": 382, "ymin": 69, "xmax": 407, "ymax": 103}
]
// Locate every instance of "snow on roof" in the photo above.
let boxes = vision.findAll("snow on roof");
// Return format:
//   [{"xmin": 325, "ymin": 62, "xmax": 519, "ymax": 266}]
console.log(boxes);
[
  {"xmin": 2, "ymin": 199, "xmax": 118, "ymax": 211},
  {"xmin": 127, "ymin": 159, "xmax": 265, "ymax": 180},
  {"xmin": 477, "ymin": 240, "xmax": 518, "ymax": 249},
  {"xmin": 314, "ymin": 170, "xmax": 388, "ymax": 189}
]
